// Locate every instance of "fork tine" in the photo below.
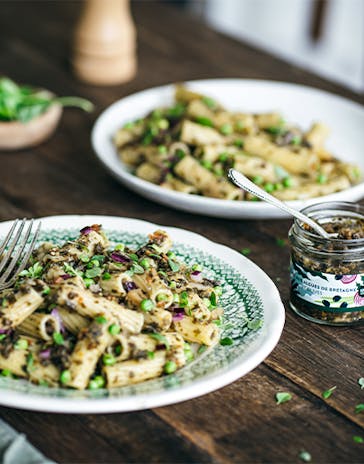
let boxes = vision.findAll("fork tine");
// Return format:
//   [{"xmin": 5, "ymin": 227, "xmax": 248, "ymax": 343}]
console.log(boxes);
[
  {"xmin": 0, "ymin": 221, "xmax": 41, "ymax": 291},
  {"xmin": 0, "ymin": 218, "xmax": 26, "ymax": 274},
  {"xmin": 0, "ymin": 219, "xmax": 34, "ymax": 283},
  {"xmin": 0, "ymin": 219, "xmax": 19, "ymax": 257}
]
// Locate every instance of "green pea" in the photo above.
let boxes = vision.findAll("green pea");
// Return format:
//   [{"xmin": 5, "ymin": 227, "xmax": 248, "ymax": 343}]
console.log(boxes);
[
  {"xmin": 89, "ymin": 375, "xmax": 105, "ymax": 390},
  {"xmin": 60, "ymin": 370, "xmax": 71, "ymax": 384},
  {"xmin": 264, "ymin": 183, "xmax": 275, "ymax": 193},
  {"xmin": 102, "ymin": 354, "xmax": 116, "ymax": 366},
  {"xmin": 139, "ymin": 258, "xmax": 150, "ymax": 269},
  {"xmin": 108, "ymin": 324, "xmax": 120, "ymax": 335},
  {"xmin": 140, "ymin": 299, "xmax": 154, "ymax": 312},
  {"xmin": 164, "ymin": 360, "xmax": 177, "ymax": 374}
]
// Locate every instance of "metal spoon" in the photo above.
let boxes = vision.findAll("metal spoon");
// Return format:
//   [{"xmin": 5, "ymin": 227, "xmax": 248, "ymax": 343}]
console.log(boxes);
[{"xmin": 228, "ymin": 168, "xmax": 330, "ymax": 238}]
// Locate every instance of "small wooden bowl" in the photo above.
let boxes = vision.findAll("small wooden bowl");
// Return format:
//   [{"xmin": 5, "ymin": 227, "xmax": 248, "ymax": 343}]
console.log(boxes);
[{"xmin": 0, "ymin": 102, "xmax": 62, "ymax": 151}]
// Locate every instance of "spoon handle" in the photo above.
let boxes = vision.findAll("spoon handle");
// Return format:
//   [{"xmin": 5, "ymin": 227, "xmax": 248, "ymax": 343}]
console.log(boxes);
[{"xmin": 228, "ymin": 168, "xmax": 330, "ymax": 238}]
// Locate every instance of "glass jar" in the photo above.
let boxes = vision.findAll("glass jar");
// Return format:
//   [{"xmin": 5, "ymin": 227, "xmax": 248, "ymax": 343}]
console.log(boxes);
[{"xmin": 289, "ymin": 201, "xmax": 364, "ymax": 326}]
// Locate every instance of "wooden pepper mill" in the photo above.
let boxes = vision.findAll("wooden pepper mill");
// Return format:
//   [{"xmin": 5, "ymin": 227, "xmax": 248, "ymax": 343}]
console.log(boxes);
[{"xmin": 72, "ymin": 0, "xmax": 136, "ymax": 85}]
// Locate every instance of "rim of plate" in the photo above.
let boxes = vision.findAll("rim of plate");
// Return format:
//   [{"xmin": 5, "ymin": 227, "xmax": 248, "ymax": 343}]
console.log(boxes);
[
  {"xmin": 0, "ymin": 215, "xmax": 285, "ymax": 413},
  {"xmin": 91, "ymin": 78, "xmax": 364, "ymax": 219}
]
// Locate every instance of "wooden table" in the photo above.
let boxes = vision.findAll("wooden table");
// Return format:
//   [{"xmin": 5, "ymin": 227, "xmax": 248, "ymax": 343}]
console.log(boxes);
[{"xmin": 0, "ymin": 2, "xmax": 363, "ymax": 463}]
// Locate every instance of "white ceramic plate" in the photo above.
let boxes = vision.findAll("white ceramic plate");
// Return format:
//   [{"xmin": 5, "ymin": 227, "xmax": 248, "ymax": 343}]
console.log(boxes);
[
  {"xmin": 92, "ymin": 79, "xmax": 364, "ymax": 219},
  {"xmin": 0, "ymin": 215, "xmax": 284, "ymax": 413}
]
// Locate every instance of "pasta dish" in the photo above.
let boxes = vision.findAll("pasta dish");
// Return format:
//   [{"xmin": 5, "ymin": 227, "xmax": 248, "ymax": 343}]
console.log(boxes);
[
  {"xmin": 114, "ymin": 85, "xmax": 360, "ymax": 201},
  {"xmin": 0, "ymin": 226, "xmax": 223, "ymax": 390}
]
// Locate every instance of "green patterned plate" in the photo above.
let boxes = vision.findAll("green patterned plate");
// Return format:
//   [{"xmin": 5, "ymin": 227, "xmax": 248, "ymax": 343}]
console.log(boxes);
[{"xmin": 0, "ymin": 215, "xmax": 285, "ymax": 413}]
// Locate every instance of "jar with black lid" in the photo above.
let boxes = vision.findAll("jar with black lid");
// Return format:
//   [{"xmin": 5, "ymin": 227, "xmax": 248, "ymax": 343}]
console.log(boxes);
[{"xmin": 289, "ymin": 201, "xmax": 364, "ymax": 325}]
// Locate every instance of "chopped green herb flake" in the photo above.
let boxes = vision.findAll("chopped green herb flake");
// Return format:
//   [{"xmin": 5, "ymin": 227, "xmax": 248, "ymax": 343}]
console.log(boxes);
[
  {"xmin": 139, "ymin": 258, "xmax": 150, "ymax": 269},
  {"xmin": 317, "ymin": 173, "xmax": 327, "ymax": 184},
  {"xmin": 114, "ymin": 244, "xmax": 125, "ymax": 251},
  {"xmin": 210, "ymin": 292, "xmax": 217, "ymax": 307},
  {"xmin": 85, "ymin": 267, "xmax": 102, "ymax": 278},
  {"xmin": 26, "ymin": 353, "xmax": 35, "ymax": 373},
  {"xmin": 276, "ymin": 392, "xmax": 292, "ymax": 404},
  {"xmin": 168, "ymin": 258, "xmax": 180, "ymax": 272},
  {"xmin": 14, "ymin": 339, "xmax": 28, "ymax": 350},
  {"xmin": 322, "ymin": 385, "xmax": 336, "ymax": 399},
  {"xmin": 201, "ymin": 160, "xmax": 213, "ymax": 170},
  {"xmin": 220, "ymin": 123, "xmax": 233, "ymax": 135},
  {"xmin": 149, "ymin": 332, "xmax": 170, "ymax": 350},
  {"xmin": 353, "ymin": 436, "xmax": 364, "ymax": 443},
  {"xmin": 131, "ymin": 263, "xmax": 145, "ymax": 275},
  {"xmin": 276, "ymin": 238, "xmax": 286, "ymax": 247},
  {"xmin": 80, "ymin": 254, "xmax": 90, "ymax": 263},
  {"xmin": 102, "ymin": 272, "xmax": 111, "ymax": 280},
  {"xmin": 19, "ymin": 262, "xmax": 43, "ymax": 278},
  {"xmin": 179, "ymin": 291, "xmax": 189, "ymax": 308},
  {"xmin": 156, "ymin": 293, "xmax": 168, "ymax": 302},
  {"xmin": 355, "ymin": 403, "xmax": 364, "ymax": 414},
  {"xmin": 195, "ymin": 116, "xmax": 213, "ymax": 127},
  {"xmin": 234, "ymin": 138, "xmax": 244, "ymax": 148},
  {"xmin": 1, "ymin": 369, "xmax": 13, "ymax": 377},
  {"xmin": 42, "ymin": 286, "xmax": 51, "ymax": 295},
  {"xmin": 53, "ymin": 332, "xmax": 64, "ymax": 345},
  {"xmin": 202, "ymin": 96, "xmax": 216, "ymax": 109},
  {"xmin": 0, "ymin": 334, "xmax": 7, "ymax": 341},
  {"xmin": 38, "ymin": 379, "xmax": 49, "ymax": 387},
  {"xmin": 147, "ymin": 351, "xmax": 155, "ymax": 360},
  {"xmin": 158, "ymin": 145, "xmax": 167, "ymax": 154},
  {"xmin": 240, "ymin": 248, "xmax": 251, "ymax": 256},
  {"xmin": 220, "ymin": 337, "xmax": 233, "ymax": 346},
  {"xmin": 298, "ymin": 451, "xmax": 312, "ymax": 462},
  {"xmin": 95, "ymin": 315, "xmax": 107, "ymax": 324},
  {"xmin": 218, "ymin": 152, "xmax": 229, "ymax": 162},
  {"xmin": 198, "ymin": 345, "xmax": 207, "ymax": 354},
  {"xmin": 247, "ymin": 319, "xmax": 263, "ymax": 330}
]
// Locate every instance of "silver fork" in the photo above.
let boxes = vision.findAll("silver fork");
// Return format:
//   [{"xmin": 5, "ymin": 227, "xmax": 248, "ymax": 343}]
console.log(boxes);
[{"xmin": 0, "ymin": 219, "xmax": 41, "ymax": 291}]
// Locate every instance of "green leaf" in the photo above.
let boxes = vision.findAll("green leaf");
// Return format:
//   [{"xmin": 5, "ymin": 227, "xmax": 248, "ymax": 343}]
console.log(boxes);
[
  {"xmin": 209, "ymin": 292, "xmax": 217, "ymax": 308},
  {"xmin": 179, "ymin": 291, "xmax": 189, "ymax": 308},
  {"xmin": 240, "ymin": 248, "xmax": 251, "ymax": 256},
  {"xmin": 85, "ymin": 267, "xmax": 102, "ymax": 279},
  {"xmin": 168, "ymin": 258, "xmax": 180, "ymax": 272},
  {"xmin": 63, "ymin": 263, "xmax": 83, "ymax": 278},
  {"xmin": 131, "ymin": 263, "xmax": 145, "ymax": 275},
  {"xmin": 220, "ymin": 337, "xmax": 233, "ymax": 346},
  {"xmin": 355, "ymin": 403, "xmax": 364, "ymax": 414},
  {"xmin": 353, "ymin": 436, "xmax": 363, "ymax": 443},
  {"xmin": 19, "ymin": 262, "xmax": 43, "ymax": 279},
  {"xmin": 322, "ymin": 385, "xmax": 336, "ymax": 399},
  {"xmin": 275, "ymin": 392, "xmax": 292, "ymax": 404},
  {"xmin": 298, "ymin": 451, "xmax": 312, "ymax": 462},
  {"xmin": 53, "ymin": 332, "xmax": 64, "ymax": 345},
  {"xmin": 195, "ymin": 116, "xmax": 213, "ymax": 127},
  {"xmin": 148, "ymin": 333, "xmax": 170, "ymax": 350}
]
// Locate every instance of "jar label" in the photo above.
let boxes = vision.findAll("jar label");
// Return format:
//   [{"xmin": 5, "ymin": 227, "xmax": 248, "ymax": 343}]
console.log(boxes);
[{"xmin": 290, "ymin": 258, "xmax": 364, "ymax": 313}]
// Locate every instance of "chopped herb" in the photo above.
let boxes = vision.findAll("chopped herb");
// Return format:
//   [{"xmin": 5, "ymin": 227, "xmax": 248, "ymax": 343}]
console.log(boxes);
[
  {"xmin": 353, "ymin": 436, "xmax": 364, "ymax": 443},
  {"xmin": 140, "ymin": 299, "xmax": 154, "ymax": 312},
  {"xmin": 317, "ymin": 173, "xmax": 327, "ymax": 184},
  {"xmin": 247, "ymin": 319, "xmax": 263, "ymax": 330},
  {"xmin": 214, "ymin": 167, "xmax": 224, "ymax": 177},
  {"xmin": 14, "ymin": 339, "xmax": 28, "ymax": 350},
  {"xmin": 234, "ymin": 138, "xmax": 244, "ymax": 148},
  {"xmin": 151, "ymin": 244, "xmax": 162, "ymax": 254},
  {"xmin": 1, "ymin": 369, "xmax": 13, "ymax": 377},
  {"xmin": 79, "ymin": 254, "xmax": 90, "ymax": 263},
  {"xmin": 164, "ymin": 360, "xmax": 177, "ymax": 374},
  {"xmin": 192, "ymin": 263, "xmax": 202, "ymax": 271},
  {"xmin": 158, "ymin": 145, "xmax": 167, "ymax": 154},
  {"xmin": 131, "ymin": 263, "xmax": 145, "ymax": 275},
  {"xmin": 88, "ymin": 375, "xmax": 105, "ymax": 390},
  {"xmin": 53, "ymin": 332, "xmax": 64, "ymax": 345},
  {"xmin": 83, "ymin": 278, "xmax": 94, "ymax": 288},
  {"xmin": 139, "ymin": 258, "xmax": 150, "ymax": 270},
  {"xmin": 240, "ymin": 248, "xmax": 251, "ymax": 256},
  {"xmin": 275, "ymin": 392, "xmax": 292, "ymax": 404},
  {"xmin": 198, "ymin": 345, "xmax": 207, "ymax": 354},
  {"xmin": 168, "ymin": 259, "xmax": 180, "ymax": 272},
  {"xmin": 123, "ymin": 121, "xmax": 135, "ymax": 129},
  {"xmin": 209, "ymin": 292, "xmax": 217, "ymax": 307},
  {"xmin": 201, "ymin": 160, "xmax": 213, "ymax": 170},
  {"xmin": 179, "ymin": 291, "xmax": 189, "ymax": 308},
  {"xmin": 252, "ymin": 175, "xmax": 264, "ymax": 185},
  {"xmin": 266, "ymin": 126, "xmax": 285, "ymax": 135},
  {"xmin": 129, "ymin": 253, "xmax": 138, "ymax": 262},
  {"xmin": 1, "ymin": 298, "xmax": 8, "ymax": 308},
  {"xmin": 276, "ymin": 238, "xmax": 286, "ymax": 247},
  {"xmin": 322, "ymin": 385, "xmax": 336, "ymax": 399},
  {"xmin": 220, "ymin": 123, "xmax": 232, "ymax": 135},
  {"xmin": 114, "ymin": 244, "xmax": 125, "ymax": 251},
  {"xmin": 42, "ymin": 286, "xmax": 51, "ymax": 296},
  {"xmin": 169, "ymin": 281, "xmax": 177, "ymax": 289},
  {"xmin": 358, "ymin": 377, "xmax": 364, "ymax": 389},
  {"xmin": 95, "ymin": 315, "xmax": 107, "ymax": 324},
  {"xmin": 220, "ymin": 337, "xmax": 233, "ymax": 346},
  {"xmin": 26, "ymin": 353, "xmax": 35, "ymax": 373},
  {"xmin": 355, "ymin": 403, "xmax": 364, "ymax": 414},
  {"xmin": 195, "ymin": 116, "xmax": 213, "ymax": 127},
  {"xmin": 149, "ymin": 333, "xmax": 170, "ymax": 350},
  {"xmin": 298, "ymin": 451, "xmax": 312, "ymax": 462},
  {"xmin": 102, "ymin": 272, "xmax": 111, "ymax": 280},
  {"xmin": 60, "ymin": 369, "xmax": 71, "ymax": 384},
  {"xmin": 19, "ymin": 262, "xmax": 43, "ymax": 278},
  {"xmin": 167, "ymin": 102, "xmax": 185, "ymax": 118},
  {"xmin": 291, "ymin": 135, "xmax": 301, "ymax": 145},
  {"xmin": 63, "ymin": 263, "xmax": 83, "ymax": 278},
  {"xmin": 156, "ymin": 293, "xmax": 168, "ymax": 302},
  {"xmin": 201, "ymin": 96, "xmax": 216, "ymax": 109},
  {"xmin": 85, "ymin": 267, "xmax": 102, "ymax": 279},
  {"xmin": 0, "ymin": 334, "xmax": 7, "ymax": 341},
  {"xmin": 102, "ymin": 354, "xmax": 116, "ymax": 366},
  {"xmin": 38, "ymin": 379, "xmax": 49, "ymax": 387},
  {"xmin": 218, "ymin": 152, "xmax": 229, "ymax": 162},
  {"xmin": 108, "ymin": 324, "xmax": 120, "ymax": 335},
  {"xmin": 147, "ymin": 351, "xmax": 155, "ymax": 360},
  {"xmin": 184, "ymin": 343, "xmax": 194, "ymax": 362}
]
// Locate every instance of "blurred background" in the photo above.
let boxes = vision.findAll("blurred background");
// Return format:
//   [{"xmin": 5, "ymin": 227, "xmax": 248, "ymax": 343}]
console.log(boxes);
[{"xmin": 177, "ymin": 0, "xmax": 364, "ymax": 93}]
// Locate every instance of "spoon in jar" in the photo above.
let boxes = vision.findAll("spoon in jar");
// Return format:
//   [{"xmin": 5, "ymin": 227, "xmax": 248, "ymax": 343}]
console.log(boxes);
[{"xmin": 228, "ymin": 168, "xmax": 330, "ymax": 238}]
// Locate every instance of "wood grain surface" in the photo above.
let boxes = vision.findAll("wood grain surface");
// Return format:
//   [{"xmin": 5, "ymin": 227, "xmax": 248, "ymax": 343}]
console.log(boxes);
[{"xmin": 0, "ymin": 1, "xmax": 363, "ymax": 463}]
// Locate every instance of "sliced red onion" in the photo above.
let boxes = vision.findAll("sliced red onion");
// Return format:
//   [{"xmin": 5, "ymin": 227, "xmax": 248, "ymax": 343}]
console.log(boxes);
[
  {"xmin": 39, "ymin": 348, "xmax": 51, "ymax": 359},
  {"xmin": 124, "ymin": 281, "xmax": 137, "ymax": 292},
  {"xmin": 172, "ymin": 307, "xmax": 185, "ymax": 322},
  {"xmin": 0, "ymin": 329, "xmax": 9, "ymax": 334},
  {"xmin": 60, "ymin": 274, "xmax": 71, "ymax": 280},
  {"xmin": 51, "ymin": 308, "xmax": 65, "ymax": 333},
  {"xmin": 111, "ymin": 252, "xmax": 130, "ymax": 263},
  {"xmin": 80, "ymin": 226, "xmax": 92, "ymax": 235},
  {"xmin": 191, "ymin": 271, "xmax": 203, "ymax": 282}
]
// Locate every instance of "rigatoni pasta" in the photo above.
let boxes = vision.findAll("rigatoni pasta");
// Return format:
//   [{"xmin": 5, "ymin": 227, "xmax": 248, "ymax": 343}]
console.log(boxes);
[
  {"xmin": 0, "ymin": 225, "xmax": 224, "ymax": 390},
  {"xmin": 114, "ymin": 84, "xmax": 361, "ymax": 201}
]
